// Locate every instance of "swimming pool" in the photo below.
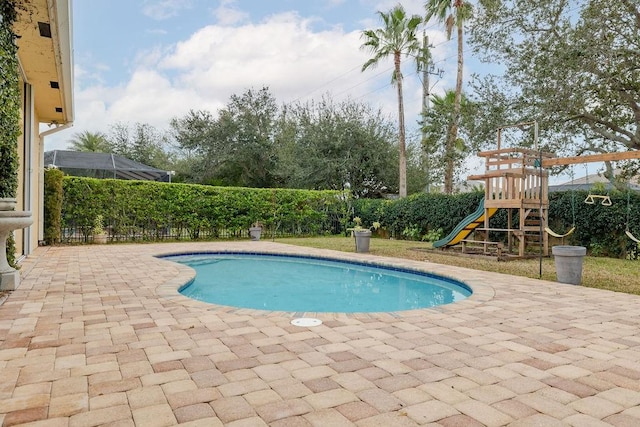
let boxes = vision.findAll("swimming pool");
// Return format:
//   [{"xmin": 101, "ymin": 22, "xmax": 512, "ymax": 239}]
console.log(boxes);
[{"xmin": 166, "ymin": 253, "xmax": 472, "ymax": 313}]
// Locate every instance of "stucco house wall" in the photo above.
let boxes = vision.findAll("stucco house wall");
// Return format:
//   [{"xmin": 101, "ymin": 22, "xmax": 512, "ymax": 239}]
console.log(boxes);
[{"xmin": 13, "ymin": 0, "xmax": 74, "ymax": 259}]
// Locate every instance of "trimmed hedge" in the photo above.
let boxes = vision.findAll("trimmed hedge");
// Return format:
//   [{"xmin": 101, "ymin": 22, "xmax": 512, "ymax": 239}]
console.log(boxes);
[
  {"xmin": 352, "ymin": 192, "xmax": 485, "ymax": 239},
  {"xmin": 59, "ymin": 177, "xmax": 344, "ymax": 242},
  {"xmin": 44, "ymin": 168, "xmax": 64, "ymax": 244},
  {"xmin": 548, "ymin": 190, "xmax": 640, "ymax": 258},
  {"xmin": 45, "ymin": 174, "xmax": 640, "ymax": 258},
  {"xmin": 352, "ymin": 190, "xmax": 640, "ymax": 258}
]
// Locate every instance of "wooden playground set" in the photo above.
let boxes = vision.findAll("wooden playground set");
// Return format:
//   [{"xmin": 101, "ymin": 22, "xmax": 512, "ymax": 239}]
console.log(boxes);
[{"xmin": 433, "ymin": 122, "xmax": 640, "ymax": 259}]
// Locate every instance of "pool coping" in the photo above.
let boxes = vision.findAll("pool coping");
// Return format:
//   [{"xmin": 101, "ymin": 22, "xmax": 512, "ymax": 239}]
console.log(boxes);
[{"xmin": 152, "ymin": 245, "xmax": 497, "ymax": 320}]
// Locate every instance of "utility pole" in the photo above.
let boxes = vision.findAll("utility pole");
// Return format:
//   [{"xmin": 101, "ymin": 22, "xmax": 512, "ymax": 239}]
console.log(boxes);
[
  {"xmin": 422, "ymin": 32, "xmax": 431, "ymax": 193},
  {"xmin": 421, "ymin": 32, "xmax": 442, "ymax": 193}
]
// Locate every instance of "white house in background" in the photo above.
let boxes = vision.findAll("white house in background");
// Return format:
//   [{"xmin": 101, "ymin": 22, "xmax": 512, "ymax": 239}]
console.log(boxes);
[
  {"xmin": 13, "ymin": 0, "xmax": 74, "ymax": 259},
  {"xmin": 550, "ymin": 170, "xmax": 640, "ymax": 193}
]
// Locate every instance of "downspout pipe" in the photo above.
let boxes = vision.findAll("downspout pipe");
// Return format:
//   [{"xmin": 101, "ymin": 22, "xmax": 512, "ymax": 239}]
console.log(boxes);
[{"xmin": 40, "ymin": 122, "xmax": 74, "ymax": 138}]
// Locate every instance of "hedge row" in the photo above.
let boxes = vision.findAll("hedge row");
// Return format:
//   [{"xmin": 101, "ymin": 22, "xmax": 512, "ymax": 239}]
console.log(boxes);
[
  {"xmin": 44, "ymin": 174, "xmax": 640, "ymax": 258},
  {"xmin": 50, "ymin": 177, "xmax": 345, "ymax": 242},
  {"xmin": 548, "ymin": 190, "xmax": 640, "ymax": 258},
  {"xmin": 353, "ymin": 190, "xmax": 640, "ymax": 258},
  {"xmin": 44, "ymin": 168, "xmax": 64, "ymax": 244}
]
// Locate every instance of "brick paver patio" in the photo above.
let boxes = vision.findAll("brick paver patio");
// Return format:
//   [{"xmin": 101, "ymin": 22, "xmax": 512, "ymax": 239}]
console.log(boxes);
[{"xmin": 1, "ymin": 241, "xmax": 640, "ymax": 426}]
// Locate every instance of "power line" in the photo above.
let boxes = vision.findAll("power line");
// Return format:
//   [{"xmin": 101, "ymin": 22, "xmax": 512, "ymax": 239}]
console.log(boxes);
[
  {"xmin": 325, "ymin": 48, "xmax": 455, "ymax": 103},
  {"xmin": 289, "ymin": 63, "xmax": 364, "ymax": 103},
  {"xmin": 351, "ymin": 70, "xmax": 420, "ymax": 102},
  {"xmin": 288, "ymin": 3, "xmax": 589, "ymax": 113},
  {"xmin": 286, "ymin": 23, "xmax": 454, "ymax": 104},
  {"xmin": 317, "ymin": 65, "xmax": 395, "ymax": 99},
  {"xmin": 334, "ymin": 52, "xmax": 455, "ymax": 105},
  {"xmin": 286, "ymin": 21, "xmax": 456, "ymax": 105},
  {"xmin": 285, "ymin": 31, "xmax": 460, "ymax": 108}
]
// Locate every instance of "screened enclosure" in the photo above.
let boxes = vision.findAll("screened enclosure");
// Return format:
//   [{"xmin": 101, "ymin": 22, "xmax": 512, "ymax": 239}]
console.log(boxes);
[{"xmin": 44, "ymin": 150, "xmax": 171, "ymax": 181}]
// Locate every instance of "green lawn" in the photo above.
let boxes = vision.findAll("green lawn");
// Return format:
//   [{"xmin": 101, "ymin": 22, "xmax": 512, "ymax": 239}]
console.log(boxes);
[{"xmin": 275, "ymin": 235, "xmax": 640, "ymax": 296}]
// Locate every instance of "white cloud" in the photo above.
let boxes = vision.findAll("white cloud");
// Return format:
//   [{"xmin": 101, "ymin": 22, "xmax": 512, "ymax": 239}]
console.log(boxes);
[
  {"xmin": 107, "ymin": 69, "xmax": 220, "ymax": 125},
  {"xmin": 146, "ymin": 28, "xmax": 168, "ymax": 36},
  {"xmin": 142, "ymin": 0, "xmax": 193, "ymax": 21},
  {"xmin": 159, "ymin": 12, "xmax": 372, "ymax": 103},
  {"xmin": 213, "ymin": 0, "xmax": 249, "ymax": 26},
  {"xmin": 45, "ymin": 8, "xmax": 452, "ymax": 151}
]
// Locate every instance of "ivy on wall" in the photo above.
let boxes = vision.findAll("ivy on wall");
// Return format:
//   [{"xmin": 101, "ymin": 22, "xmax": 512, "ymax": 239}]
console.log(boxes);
[
  {"xmin": 1, "ymin": 1, "xmax": 25, "ymax": 269},
  {"xmin": 0, "ymin": 1, "xmax": 22, "ymax": 199}
]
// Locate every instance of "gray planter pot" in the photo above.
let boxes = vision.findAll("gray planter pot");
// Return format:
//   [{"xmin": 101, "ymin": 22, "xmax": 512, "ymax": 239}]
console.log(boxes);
[
  {"xmin": 354, "ymin": 230, "xmax": 372, "ymax": 253},
  {"xmin": 552, "ymin": 245, "xmax": 587, "ymax": 285},
  {"xmin": 0, "ymin": 210, "xmax": 33, "ymax": 290},
  {"xmin": 249, "ymin": 227, "xmax": 262, "ymax": 241}
]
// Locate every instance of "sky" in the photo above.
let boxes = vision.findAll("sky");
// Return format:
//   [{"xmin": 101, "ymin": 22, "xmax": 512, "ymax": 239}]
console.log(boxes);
[{"xmin": 44, "ymin": 0, "xmax": 467, "ymax": 152}]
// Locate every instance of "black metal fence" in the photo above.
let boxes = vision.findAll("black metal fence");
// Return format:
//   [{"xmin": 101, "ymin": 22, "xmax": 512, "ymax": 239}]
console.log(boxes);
[{"xmin": 60, "ymin": 215, "xmax": 345, "ymax": 244}]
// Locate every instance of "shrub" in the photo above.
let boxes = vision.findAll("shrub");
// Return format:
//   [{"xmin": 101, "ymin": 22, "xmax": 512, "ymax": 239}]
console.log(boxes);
[
  {"xmin": 59, "ymin": 177, "xmax": 344, "ymax": 241},
  {"xmin": 44, "ymin": 168, "xmax": 64, "ymax": 244}
]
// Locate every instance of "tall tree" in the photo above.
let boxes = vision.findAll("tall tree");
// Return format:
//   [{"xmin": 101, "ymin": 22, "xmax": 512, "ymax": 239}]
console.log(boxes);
[
  {"xmin": 221, "ymin": 87, "xmax": 279, "ymax": 188},
  {"xmin": 67, "ymin": 130, "xmax": 110, "ymax": 152},
  {"xmin": 171, "ymin": 91, "xmax": 401, "ymax": 195},
  {"xmin": 129, "ymin": 123, "xmax": 171, "ymax": 169},
  {"xmin": 107, "ymin": 123, "xmax": 172, "ymax": 169},
  {"xmin": 425, "ymin": 0, "xmax": 473, "ymax": 194},
  {"xmin": 275, "ymin": 96, "xmax": 398, "ymax": 197},
  {"xmin": 361, "ymin": 5, "xmax": 422, "ymax": 198},
  {"xmin": 169, "ymin": 110, "xmax": 217, "ymax": 184},
  {"xmin": 171, "ymin": 87, "xmax": 279, "ymax": 188},
  {"xmin": 423, "ymin": 90, "xmax": 479, "ymax": 191},
  {"xmin": 470, "ymin": 0, "xmax": 639, "ymax": 159}
]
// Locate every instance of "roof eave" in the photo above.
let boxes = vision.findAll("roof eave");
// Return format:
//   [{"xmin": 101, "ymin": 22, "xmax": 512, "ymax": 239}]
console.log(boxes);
[
  {"xmin": 49, "ymin": 0, "xmax": 74, "ymax": 124},
  {"xmin": 15, "ymin": 0, "xmax": 74, "ymax": 125}
]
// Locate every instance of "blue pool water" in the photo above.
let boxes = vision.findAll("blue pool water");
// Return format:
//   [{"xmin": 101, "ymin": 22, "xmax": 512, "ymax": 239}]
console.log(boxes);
[{"xmin": 167, "ymin": 253, "xmax": 472, "ymax": 313}]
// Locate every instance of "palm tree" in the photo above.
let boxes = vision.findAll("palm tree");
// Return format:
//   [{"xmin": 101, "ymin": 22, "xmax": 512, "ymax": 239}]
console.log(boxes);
[
  {"xmin": 425, "ymin": 0, "xmax": 473, "ymax": 194},
  {"xmin": 361, "ymin": 5, "xmax": 422, "ymax": 198},
  {"xmin": 68, "ymin": 130, "xmax": 111, "ymax": 152}
]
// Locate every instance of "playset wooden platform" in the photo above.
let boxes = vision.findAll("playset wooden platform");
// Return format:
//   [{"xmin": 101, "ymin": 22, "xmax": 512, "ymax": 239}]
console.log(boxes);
[{"xmin": 437, "ymin": 122, "xmax": 640, "ymax": 258}]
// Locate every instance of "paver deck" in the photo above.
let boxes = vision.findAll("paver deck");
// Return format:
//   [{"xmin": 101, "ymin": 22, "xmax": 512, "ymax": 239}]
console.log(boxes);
[{"xmin": 1, "ymin": 241, "xmax": 639, "ymax": 426}]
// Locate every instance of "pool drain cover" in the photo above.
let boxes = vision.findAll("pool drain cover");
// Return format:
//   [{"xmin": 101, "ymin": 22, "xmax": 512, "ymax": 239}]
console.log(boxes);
[{"xmin": 291, "ymin": 318, "xmax": 322, "ymax": 327}]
